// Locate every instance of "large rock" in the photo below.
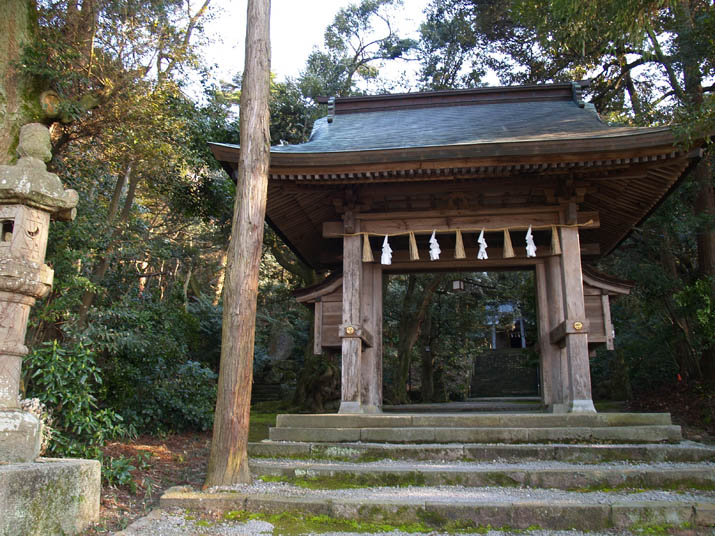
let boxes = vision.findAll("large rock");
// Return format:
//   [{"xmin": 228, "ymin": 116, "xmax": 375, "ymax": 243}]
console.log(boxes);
[{"xmin": 0, "ymin": 458, "xmax": 100, "ymax": 535}]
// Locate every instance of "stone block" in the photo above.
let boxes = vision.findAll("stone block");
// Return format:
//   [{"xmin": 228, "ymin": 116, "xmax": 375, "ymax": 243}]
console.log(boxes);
[
  {"xmin": 694, "ymin": 502, "xmax": 715, "ymax": 526},
  {"xmin": 269, "ymin": 427, "xmax": 361, "ymax": 442},
  {"xmin": 611, "ymin": 502, "xmax": 695, "ymax": 528},
  {"xmin": 0, "ymin": 409, "xmax": 41, "ymax": 463},
  {"xmin": 244, "ymin": 494, "xmax": 332, "ymax": 516},
  {"xmin": 597, "ymin": 413, "xmax": 673, "ymax": 426},
  {"xmin": 160, "ymin": 488, "xmax": 248, "ymax": 511},
  {"xmin": 528, "ymin": 426, "xmax": 593, "ymax": 442},
  {"xmin": 332, "ymin": 498, "xmax": 420, "ymax": 523},
  {"xmin": 276, "ymin": 414, "xmax": 410, "ymax": 428},
  {"xmin": 247, "ymin": 440, "xmax": 311, "ymax": 458},
  {"xmin": 360, "ymin": 427, "xmax": 435, "ymax": 443},
  {"xmin": 0, "ymin": 458, "xmax": 100, "ymax": 536},
  {"xmin": 592, "ymin": 425, "xmax": 682, "ymax": 443},
  {"xmin": 424, "ymin": 501, "xmax": 510, "ymax": 528},
  {"xmin": 310, "ymin": 444, "xmax": 367, "ymax": 460},
  {"xmin": 511, "ymin": 503, "xmax": 609, "ymax": 530}
]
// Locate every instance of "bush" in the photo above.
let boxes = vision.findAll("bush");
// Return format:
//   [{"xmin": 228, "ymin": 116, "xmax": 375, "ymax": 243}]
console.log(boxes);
[{"xmin": 24, "ymin": 340, "xmax": 131, "ymax": 459}]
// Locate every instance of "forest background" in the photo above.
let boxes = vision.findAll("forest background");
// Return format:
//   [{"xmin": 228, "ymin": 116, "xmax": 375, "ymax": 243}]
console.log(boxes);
[{"xmin": 0, "ymin": 0, "xmax": 713, "ymax": 472}]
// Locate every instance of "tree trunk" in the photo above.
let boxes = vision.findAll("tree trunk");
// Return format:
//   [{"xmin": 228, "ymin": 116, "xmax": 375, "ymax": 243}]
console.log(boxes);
[
  {"xmin": 394, "ymin": 274, "xmax": 443, "ymax": 404},
  {"xmin": 673, "ymin": 0, "xmax": 715, "ymax": 384},
  {"xmin": 0, "ymin": 0, "xmax": 39, "ymax": 164},
  {"xmin": 420, "ymin": 304, "xmax": 434, "ymax": 402},
  {"xmin": 77, "ymin": 163, "xmax": 138, "ymax": 327},
  {"xmin": 204, "ymin": 0, "xmax": 271, "ymax": 488}
]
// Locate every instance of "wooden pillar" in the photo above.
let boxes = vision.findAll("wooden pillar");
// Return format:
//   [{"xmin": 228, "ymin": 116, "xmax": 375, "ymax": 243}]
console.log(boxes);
[
  {"xmin": 534, "ymin": 262, "xmax": 554, "ymax": 408},
  {"xmin": 360, "ymin": 263, "xmax": 383, "ymax": 412},
  {"xmin": 558, "ymin": 211, "xmax": 596, "ymax": 413},
  {"xmin": 339, "ymin": 211, "xmax": 363, "ymax": 413},
  {"xmin": 545, "ymin": 256, "xmax": 568, "ymax": 413}
]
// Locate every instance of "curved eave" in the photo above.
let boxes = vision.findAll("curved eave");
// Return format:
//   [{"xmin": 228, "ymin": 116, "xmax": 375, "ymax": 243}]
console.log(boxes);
[{"xmin": 210, "ymin": 128, "xmax": 678, "ymax": 174}]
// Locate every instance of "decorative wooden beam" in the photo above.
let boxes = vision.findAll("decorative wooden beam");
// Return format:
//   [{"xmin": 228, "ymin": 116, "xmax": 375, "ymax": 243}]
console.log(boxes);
[
  {"xmin": 323, "ymin": 210, "xmax": 599, "ymax": 238},
  {"xmin": 318, "ymin": 242, "xmax": 601, "ymax": 265}
]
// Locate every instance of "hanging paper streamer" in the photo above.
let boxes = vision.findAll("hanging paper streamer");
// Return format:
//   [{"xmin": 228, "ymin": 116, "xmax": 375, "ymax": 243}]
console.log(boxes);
[
  {"xmin": 454, "ymin": 229, "xmax": 466, "ymax": 259},
  {"xmin": 550, "ymin": 225, "xmax": 561, "ymax": 255},
  {"xmin": 409, "ymin": 232, "xmax": 420, "ymax": 261},
  {"xmin": 381, "ymin": 235, "xmax": 392, "ymax": 265},
  {"xmin": 429, "ymin": 230, "xmax": 441, "ymax": 260},
  {"xmin": 503, "ymin": 230, "xmax": 515, "ymax": 258},
  {"xmin": 362, "ymin": 234, "xmax": 374, "ymax": 262},
  {"xmin": 477, "ymin": 229, "xmax": 488, "ymax": 259},
  {"xmin": 525, "ymin": 225, "xmax": 537, "ymax": 258}
]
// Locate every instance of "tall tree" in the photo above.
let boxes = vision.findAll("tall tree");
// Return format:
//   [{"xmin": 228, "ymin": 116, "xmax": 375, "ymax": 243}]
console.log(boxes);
[
  {"xmin": 299, "ymin": 0, "xmax": 416, "ymax": 99},
  {"xmin": 418, "ymin": 0, "xmax": 714, "ymax": 384},
  {"xmin": 1, "ymin": 0, "xmax": 44, "ymax": 164},
  {"xmin": 204, "ymin": 0, "xmax": 271, "ymax": 487}
]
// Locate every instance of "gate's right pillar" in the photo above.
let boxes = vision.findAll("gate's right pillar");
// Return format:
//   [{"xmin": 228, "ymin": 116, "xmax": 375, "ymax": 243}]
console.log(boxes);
[{"xmin": 557, "ymin": 205, "xmax": 596, "ymax": 413}]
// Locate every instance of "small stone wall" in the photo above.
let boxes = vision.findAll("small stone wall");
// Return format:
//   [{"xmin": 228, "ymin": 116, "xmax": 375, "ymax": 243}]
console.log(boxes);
[{"xmin": 0, "ymin": 458, "xmax": 100, "ymax": 536}]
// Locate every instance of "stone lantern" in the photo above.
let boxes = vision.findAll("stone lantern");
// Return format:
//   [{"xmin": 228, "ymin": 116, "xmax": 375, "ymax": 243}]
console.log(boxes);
[{"xmin": 0, "ymin": 123, "xmax": 77, "ymax": 463}]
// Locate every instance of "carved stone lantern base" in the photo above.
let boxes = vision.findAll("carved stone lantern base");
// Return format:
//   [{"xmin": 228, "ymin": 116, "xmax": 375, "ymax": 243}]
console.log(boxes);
[{"xmin": 0, "ymin": 409, "xmax": 41, "ymax": 463}]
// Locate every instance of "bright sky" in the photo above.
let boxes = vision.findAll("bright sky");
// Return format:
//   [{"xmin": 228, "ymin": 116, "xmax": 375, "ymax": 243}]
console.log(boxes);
[{"xmin": 203, "ymin": 0, "xmax": 431, "ymax": 85}]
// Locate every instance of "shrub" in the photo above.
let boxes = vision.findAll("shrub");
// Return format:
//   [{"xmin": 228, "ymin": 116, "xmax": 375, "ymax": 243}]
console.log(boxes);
[{"xmin": 24, "ymin": 340, "xmax": 131, "ymax": 459}]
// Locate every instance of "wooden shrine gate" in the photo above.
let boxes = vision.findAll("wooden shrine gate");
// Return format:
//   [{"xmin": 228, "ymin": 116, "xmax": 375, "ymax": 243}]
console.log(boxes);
[{"xmin": 211, "ymin": 82, "xmax": 703, "ymax": 414}]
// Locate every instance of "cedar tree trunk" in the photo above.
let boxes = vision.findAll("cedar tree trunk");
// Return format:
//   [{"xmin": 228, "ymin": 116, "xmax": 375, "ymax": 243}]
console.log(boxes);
[{"xmin": 203, "ymin": 0, "xmax": 271, "ymax": 488}]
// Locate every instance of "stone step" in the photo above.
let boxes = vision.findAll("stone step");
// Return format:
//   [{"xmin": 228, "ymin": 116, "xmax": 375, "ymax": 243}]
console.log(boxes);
[
  {"xmin": 383, "ymin": 400, "xmax": 544, "ymax": 413},
  {"xmin": 268, "ymin": 424, "xmax": 682, "ymax": 443},
  {"xmin": 275, "ymin": 412, "xmax": 674, "ymax": 429},
  {"xmin": 248, "ymin": 440, "xmax": 715, "ymax": 463},
  {"xmin": 161, "ymin": 484, "xmax": 715, "ymax": 532},
  {"xmin": 249, "ymin": 458, "xmax": 715, "ymax": 490}
]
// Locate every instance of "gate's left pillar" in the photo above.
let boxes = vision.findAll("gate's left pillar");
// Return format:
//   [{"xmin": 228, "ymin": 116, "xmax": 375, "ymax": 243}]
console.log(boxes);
[
  {"xmin": 339, "ymin": 210, "xmax": 363, "ymax": 413},
  {"xmin": 0, "ymin": 124, "xmax": 78, "ymax": 462}
]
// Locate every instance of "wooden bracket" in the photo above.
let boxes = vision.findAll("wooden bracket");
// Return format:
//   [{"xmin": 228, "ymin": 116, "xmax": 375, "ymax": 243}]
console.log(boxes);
[
  {"xmin": 339, "ymin": 323, "xmax": 374, "ymax": 348},
  {"xmin": 550, "ymin": 318, "xmax": 589, "ymax": 345}
]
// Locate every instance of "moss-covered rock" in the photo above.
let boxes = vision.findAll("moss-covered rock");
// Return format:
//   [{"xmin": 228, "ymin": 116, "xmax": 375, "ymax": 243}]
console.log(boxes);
[{"xmin": 0, "ymin": 458, "xmax": 100, "ymax": 535}]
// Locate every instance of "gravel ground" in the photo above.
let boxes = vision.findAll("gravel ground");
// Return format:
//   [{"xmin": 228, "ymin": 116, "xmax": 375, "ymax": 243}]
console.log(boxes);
[
  {"xmin": 207, "ymin": 480, "xmax": 715, "ymax": 504},
  {"xmin": 117, "ymin": 509, "xmax": 672, "ymax": 536}
]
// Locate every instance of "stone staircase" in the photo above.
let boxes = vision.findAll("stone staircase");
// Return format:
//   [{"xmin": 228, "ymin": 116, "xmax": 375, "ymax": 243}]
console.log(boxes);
[
  {"xmin": 267, "ymin": 412, "xmax": 683, "ymax": 443},
  {"xmin": 160, "ymin": 410, "xmax": 715, "ymax": 533}
]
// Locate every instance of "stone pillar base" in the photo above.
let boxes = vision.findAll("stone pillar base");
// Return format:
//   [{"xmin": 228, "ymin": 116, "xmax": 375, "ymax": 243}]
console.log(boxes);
[
  {"xmin": 0, "ymin": 409, "xmax": 41, "ymax": 463},
  {"xmin": 569, "ymin": 399, "xmax": 597, "ymax": 414},
  {"xmin": 338, "ymin": 401, "xmax": 383, "ymax": 414},
  {"xmin": 547, "ymin": 403, "xmax": 570, "ymax": 414},
  {"xmin": 0, "ymin": 458, "xmax": 100, "ymax": 536}
]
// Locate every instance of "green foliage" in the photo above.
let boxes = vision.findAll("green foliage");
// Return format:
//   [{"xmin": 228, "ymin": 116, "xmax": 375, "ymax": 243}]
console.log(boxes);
[
  {"xmin": 102, "ymin": 455, "xmax": 137, "ymax": 492},
  {"xmin": 24, "ymin": 341, "xmax": 131, "ymax": 459},
  {"xmin": 675, "ymin": 277, "xmax": 715, "ymax": 357},
  {"xmin": 299, "ymin": 0, "xmax": 416, "ymax": 98},
  {"xmin": 92, "ymin": 288, "xmax": 218, "ymax": 433}
]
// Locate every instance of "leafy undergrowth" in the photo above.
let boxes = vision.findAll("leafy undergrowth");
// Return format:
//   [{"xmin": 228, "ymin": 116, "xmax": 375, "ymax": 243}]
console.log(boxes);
[
  {"xmin": 626, "ymin": 381, "xmax": 715, "ymax": 443},
  {"xmin": 80, "ymin": 411, "xmax": 278, "ymax": 534},
  {"xmin": 80, "ymin": 432, "xmax": 211, "ymax": 534}
]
